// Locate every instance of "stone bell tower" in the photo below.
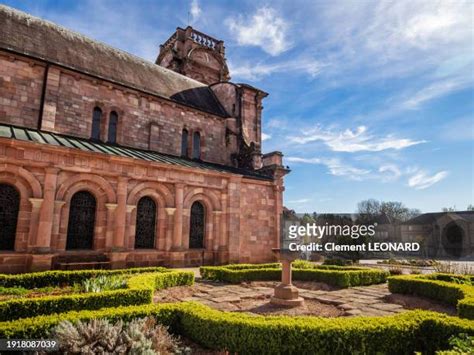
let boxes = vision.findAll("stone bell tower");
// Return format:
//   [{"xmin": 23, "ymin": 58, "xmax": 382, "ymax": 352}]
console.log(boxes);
[{"xmin": 156, "ymin": 26, "xmax": 230, "ymax": 85}]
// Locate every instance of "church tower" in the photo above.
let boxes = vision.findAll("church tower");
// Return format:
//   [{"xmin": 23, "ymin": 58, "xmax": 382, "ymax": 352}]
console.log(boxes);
[{"xmin": 156, "ymin": 26, "xmax": 230, "ymax": 85}]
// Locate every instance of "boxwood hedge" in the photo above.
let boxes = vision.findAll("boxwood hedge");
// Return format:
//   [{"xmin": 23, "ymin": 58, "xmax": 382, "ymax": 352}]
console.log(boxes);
[
  {"xmin": 200, "ymin": 263, "xmax": 388, "ymax": 288},
  {"xmin": 0, "ymin": 268, "xmax": 194, "ymax": 321},
  {"xmin": 0, "ymin": 266, "xmax": 169, "ymax": 288},
  {"xmin": 388, "ymin": 274, "xmax": 474, "ymax": 319},
  {"xmin": 0, "ymin": 302, "xmax": 472, "ymax": 354}
]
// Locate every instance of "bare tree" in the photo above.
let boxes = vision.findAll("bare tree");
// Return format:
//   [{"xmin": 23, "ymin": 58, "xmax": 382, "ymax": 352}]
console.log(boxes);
[
  {"xmin": 442, "ymin": 206, "xmax": 457, "ymax": 212},
  {"xmin": 357, "ymin": 199, "xmax": 420, "ymax": 223}
]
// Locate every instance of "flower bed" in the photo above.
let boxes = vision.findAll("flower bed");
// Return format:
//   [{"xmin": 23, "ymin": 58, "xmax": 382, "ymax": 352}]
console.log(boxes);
[
  {"xmin": 0, "ymin": 268, "xmax": 194, "ymax": 321},
  {"xmin": 200, "ymin": 263, "xmax": 389, "ymax": 288},
  {"xmin": 0, "ymin": 302, "xmax": 472, "ymax": 354},
  {"xmin": 388, "ymin": 274, "xmax": 474, "ymax": 319}
]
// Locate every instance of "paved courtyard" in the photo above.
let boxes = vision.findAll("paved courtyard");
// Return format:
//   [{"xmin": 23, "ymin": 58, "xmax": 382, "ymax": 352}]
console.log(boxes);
[{"xmin": 154, "ymin": 280, "xmax": 413, "ymax": 317}]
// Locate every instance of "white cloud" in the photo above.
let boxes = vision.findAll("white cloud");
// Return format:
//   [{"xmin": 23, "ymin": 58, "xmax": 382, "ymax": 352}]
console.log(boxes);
[
  {"xmin": 311, "ymin": 0, "xmax": 473, "ymax": 84},
  {"xmin": 402, "ymin": 78, "xmax": 470, "ymax": 109},
  {"xmin": 379, "ymin": 165, "xmax": 402, "ymax": 181},
  {"xmin": 226, "ymin": 7, "xmax": 290, "ymax": 56},
  {"xmin": 261, "ymin": 132, "xmax": 271, "ymax": 141},
  {"xmin": 408, "ymin": 170, "xmax": 449, "ymax": 189},
  {"xmin": 286, "ymin": 157, "xmax": 370, "ymax": 180},
  {"xmin": 190, "ymin": 0, "xmax": 201, "ymax": 23},
  {"xmin": 230, "ymin": 57, "xmax": 324, "ymax": 80},
  {"xmin": 288, "ymin": 198, "xmax": 310, "ymax": 204},
  {"xmin": 288, "ymin": 125, "xmax": 425, "ymax": 152}
]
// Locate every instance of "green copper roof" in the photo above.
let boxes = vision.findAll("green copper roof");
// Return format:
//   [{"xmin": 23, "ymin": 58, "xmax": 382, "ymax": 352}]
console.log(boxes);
[{"xmin": 0, "ymin": 123, "xmax": 273, "ymax": 181}]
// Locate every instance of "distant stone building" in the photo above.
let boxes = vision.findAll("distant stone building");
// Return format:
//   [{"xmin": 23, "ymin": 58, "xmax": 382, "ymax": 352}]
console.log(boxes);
[
  {"xmin": 0, "ymin": 6, "xmax": 289, "ymax": 273},
  {"xmin": 400, "ymin": 211, "xmax": 474, "ymax": 260}
]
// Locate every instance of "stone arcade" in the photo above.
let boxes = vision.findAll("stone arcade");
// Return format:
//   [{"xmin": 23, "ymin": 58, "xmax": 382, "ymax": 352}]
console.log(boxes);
[{"xmin": 0, "ymin": 6, "xmax": 289, "ymax": 272}]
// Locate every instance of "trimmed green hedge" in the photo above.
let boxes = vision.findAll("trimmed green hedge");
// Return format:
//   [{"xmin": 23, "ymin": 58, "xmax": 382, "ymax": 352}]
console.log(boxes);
[
  {"xmin": 0, "ymin": 269, "xmax": 194, "ymax": 321},
  {"xmin": 0, "ymin": 266, "xmax": 169, "ymax": 288},
  {"xmin": 0, "ymin": 302, "xmax": 472, "ymax": 354},
  {"xmin": 388, "ymin": 274, "xmax": 474, "ymax": 319},
  {"xmin": 200, "ymin": 264, "xmax": 388, "ymax": 288}
]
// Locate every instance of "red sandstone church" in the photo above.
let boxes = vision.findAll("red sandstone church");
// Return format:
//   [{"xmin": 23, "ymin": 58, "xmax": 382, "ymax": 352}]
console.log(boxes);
[{"xmin": 0, "ymin": 6, "xmax": 289, "ymax": 273}]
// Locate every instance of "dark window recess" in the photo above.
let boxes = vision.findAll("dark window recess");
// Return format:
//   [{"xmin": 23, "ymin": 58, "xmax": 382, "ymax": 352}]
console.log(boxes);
[
  {"xmin": 442, "ymin": 223, "xmax": 464, "ymax": 258},
  {"xmin": 66, "ymin": 191, "xmax": 96, "ymax": 250},
  {"xmin": 135, "ymin": 197, "xmax": 157, "ymax": 249},
  {"xmin": 189, "ymin": 201, "xmax": 205, "ymax": 248},
  {"xmin": 91, "ymin": 107, "xmax": 102, "ymax": 140},
  {"xmin": 108, "ymin": 111, "xmax": 118, "ymax": 143},
  {"xmin": 192, "ymin": 131, "xmax": 201, "ymax": 159},
  {"xmin": 0, "ymin": 184, "xmax": 20, "ymax": 250},
  {"xmin": 181, "ymin": 129, "xmax": 188, "ymax": 157}
]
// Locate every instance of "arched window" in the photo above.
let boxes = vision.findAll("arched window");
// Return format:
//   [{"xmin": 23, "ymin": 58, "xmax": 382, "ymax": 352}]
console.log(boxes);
[
  {"xmin": 192, "ymin": 131, "xmax": 201, "ymax": 160},
  {"xmin": 181, "ymin": 129, "xmax": 188, "ymax": 157},
  {"xmin": 66, "ymin": 191, "xmax": 96, "ymax": 250},
  {"xmin": 135, "ymin": 197, "xmax": 157, "ymax": 249},
  {"xmin": 91, "ymin": 107, "xmax": 102, "ymax": 140},
  {"xmin": 442, "ymin": 223, "xmax": 464, "ymax": 258},
  {"xmin": 0, "ymin": 184, "xmax": 20, "ymax": 250},
  {"xmin": 189, "ymin": 201, "xmax": 205, "ymax": 248},
  {"xmin": 108, "ymin": 111, "xmax": 118, "ymax": 144}
]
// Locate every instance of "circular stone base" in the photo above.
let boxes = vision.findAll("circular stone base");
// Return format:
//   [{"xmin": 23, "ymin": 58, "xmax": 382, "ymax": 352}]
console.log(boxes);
[{"xmin": 270, "ymin": 296, "xmax": 305, "ymax": 307}]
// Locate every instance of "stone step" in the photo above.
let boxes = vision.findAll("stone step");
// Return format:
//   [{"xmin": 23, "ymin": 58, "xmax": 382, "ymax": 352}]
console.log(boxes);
[{"xmin": 56, "ymin": 261, "xmax": 111, "ymax": 270}]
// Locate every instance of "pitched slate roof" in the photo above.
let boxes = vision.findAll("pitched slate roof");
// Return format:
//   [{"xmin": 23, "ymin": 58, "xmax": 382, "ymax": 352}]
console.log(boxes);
[
  {"xmin": 0, "ymin": 123, "xmax": 272, "ymax": 181},
  {"xmin": 402, "ymin": 211, "xmax": 474, "ymax": 225},
  {"xmin": 0, "ymin": 5, "xmax": 228, "ymax": 117}
]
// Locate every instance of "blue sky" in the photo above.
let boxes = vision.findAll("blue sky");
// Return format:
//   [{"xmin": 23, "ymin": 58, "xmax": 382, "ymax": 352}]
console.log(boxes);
[{"xmin": 3, "ymin": 0, "xmax": 473, "ymax": 213}]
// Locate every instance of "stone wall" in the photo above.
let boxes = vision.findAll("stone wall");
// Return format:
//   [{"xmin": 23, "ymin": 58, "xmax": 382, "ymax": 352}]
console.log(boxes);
[
  {"xmin": 0, "ymin": 54, "xmax": 44, "ymax": 128},
  {"xmin": 239, "ymin": 182, "xmax": 279, "ymax": 263},
  {"xmin": 0, "ymin": 136, "xmax": 281, "ymax": 272},
  {"xmin": 0, "ymin": 52, "xmax": 238, "ymax": 166}
]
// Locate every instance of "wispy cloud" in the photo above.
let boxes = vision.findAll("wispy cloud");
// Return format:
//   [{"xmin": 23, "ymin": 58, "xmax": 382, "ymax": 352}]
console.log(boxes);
[
  {"xmin": 261, "ymin": 132, "xmax": 271, "ymax": 141},
  {"xmin": 288, "ymin": 125, "xmax": 425, "ymax": 152},
  {"xmin": 230, "ymin": 57, "xmax": 324, "ymax": 80},
  {"xmin": 315, "ymin": 1, "xmax": 473, "ymax": 78},
  {"xmin": 408, "ymin": 170, "xmax": 449, "ymax": 189},
  {"xmin": 378, "ymin": 165, "xmax": 402, "ymax": 181},
  {"xmin": 288, "ymin": 198, "xmax": 310, "ymax": 204},
  {"xmin": 226, "ymin": 7, "xmax": 290, "ymax": 56},
  {"xmin": 189, "ymin": 0, "xmax": 201, "ymax": 24},
  {"xmin": 402, "ymin": 78, "xmax": 471, "ymax": 109},
  {"xmin": 286, "ymin": 157, "xmax": 370, "ymax": 180}
]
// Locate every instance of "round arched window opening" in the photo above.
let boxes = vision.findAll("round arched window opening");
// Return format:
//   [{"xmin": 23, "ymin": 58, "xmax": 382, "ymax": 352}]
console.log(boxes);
[
  {"xmin": 0, "ymin": 184, "xmax": 20, "ymax": 251},
  {"xmin": 189, "ymin": 201, "xmax": 205, "ymax": 249},
  {"xmin": 135, "ymin": 196, "xmax": 157, "ymax": 249},
  {"xmin": 108, "ymin": 111, "xmax": 118, "ymax": 144},
  {"xmin": 66, "ymin": 191, "xmax": 96, "ymax": 250},
  {"xmin": 442, "ymin": 222, "xmax": 464, "ymax": 258}
]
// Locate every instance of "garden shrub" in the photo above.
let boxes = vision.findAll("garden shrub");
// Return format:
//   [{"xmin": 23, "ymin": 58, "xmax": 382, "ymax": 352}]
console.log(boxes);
[
  {"xmin": 53, "ymin": 316, "xmax": 182, "ymax": 354},
  {"xmin": 0, "ymin": 302, "xmax": 472, "ymax": 354},
  {"xmin": 200, "ymin": 264, "xmax": 388, "ymax": 287},
  {"xmin": 291, "ymin": 259, "xmax": 313, "ymax": 269},
  {"xmin": 0, "ymin": 266, "xmax": 169, "ymax": 288},
  {"xmin": 435, "ymin": 333, "xmax": 474, "ymax": 354},
  {"xmin": 0, "ymin": 270, "xmax": 194, "ymax": 321},
  {"xmin": 388, "ymin": 274, "xmax": 474, "ymax": 319},
  {"xmin": 322, "ymin": 258, "xmax": 353, "ymax": 266},
  {"xmin": 79, "ymin": 275, "xmax": 127, "ymax": 293}
]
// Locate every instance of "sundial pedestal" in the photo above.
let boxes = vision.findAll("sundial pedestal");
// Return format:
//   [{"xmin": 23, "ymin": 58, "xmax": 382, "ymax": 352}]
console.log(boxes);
[{"xmin": 270, "ymin": 249, "xmax": 305, "ymax": 307}]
